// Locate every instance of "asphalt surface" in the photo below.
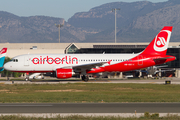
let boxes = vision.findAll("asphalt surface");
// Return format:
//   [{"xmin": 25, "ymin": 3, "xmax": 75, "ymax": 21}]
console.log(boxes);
[
  {"xmin": 0, "ymin": 103, "xmax": 180, "ymax": 113},
  {"xmin": 0, "ymin": 78, "xmax": 180, "ymax": 117},
  {"xmin": 1, "ymin": 78, "xmax": 180, "ymax": 84}
]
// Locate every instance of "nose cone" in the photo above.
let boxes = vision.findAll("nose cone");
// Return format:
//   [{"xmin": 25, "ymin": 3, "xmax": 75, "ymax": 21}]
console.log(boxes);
[{"xmin": 3, "ymin": 62, "xmax": 10, "ymax": 71}]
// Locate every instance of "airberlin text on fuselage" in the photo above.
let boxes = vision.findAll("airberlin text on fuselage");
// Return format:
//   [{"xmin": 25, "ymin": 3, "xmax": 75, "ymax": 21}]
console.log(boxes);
[{"xmin": 32, "ymin": 56, "xmax": 78, "ymax": 65}]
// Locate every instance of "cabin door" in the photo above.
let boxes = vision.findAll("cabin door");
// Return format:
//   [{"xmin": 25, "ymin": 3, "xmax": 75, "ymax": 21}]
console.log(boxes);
[
  {"xmin": 24, "ymin": 56, "xmax": 29, "ymax": 66},
  {"xmin": 138, "ymin": 55, "xmax": 143, "ymax": 66}
]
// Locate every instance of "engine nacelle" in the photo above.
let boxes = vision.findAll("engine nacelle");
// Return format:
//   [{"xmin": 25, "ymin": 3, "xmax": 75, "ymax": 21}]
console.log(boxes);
[{"xmin": 56, "ymin": 68, "xmax": 75, "ymax": 79}]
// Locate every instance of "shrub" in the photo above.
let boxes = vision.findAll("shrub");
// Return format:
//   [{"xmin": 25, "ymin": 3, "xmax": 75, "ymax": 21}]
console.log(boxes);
[
  {"xmin": 144, "ymin": 112, "xmax": 150, "ymax": 118},
  {"xmin": 151, "ymin": 113, "xmax": 159, "ymax": 118}
]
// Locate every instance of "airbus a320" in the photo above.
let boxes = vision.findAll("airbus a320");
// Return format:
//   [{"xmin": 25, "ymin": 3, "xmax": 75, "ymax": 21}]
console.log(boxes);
[{"xmin": 4, "ymin": 26, "xmax": 176, "ymax": 81}]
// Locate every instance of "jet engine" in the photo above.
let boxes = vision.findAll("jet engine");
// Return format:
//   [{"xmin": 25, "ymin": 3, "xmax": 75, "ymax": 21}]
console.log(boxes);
[{"xmin": 56, "ymin": 68, "xmax": 75, "ymax": 79}]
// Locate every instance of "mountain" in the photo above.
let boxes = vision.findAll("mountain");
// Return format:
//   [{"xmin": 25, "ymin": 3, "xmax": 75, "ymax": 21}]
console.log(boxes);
[
  {"xmin": 0, "ymin": 11, "xmax": 85, "ymax": 43},
  {"xmin": 0, "ymin": 0, "xmax": 180, "ymax": 43},
  {"xmin": 68, "ymin": 0, "xmax": 180, "ymax": 42}
]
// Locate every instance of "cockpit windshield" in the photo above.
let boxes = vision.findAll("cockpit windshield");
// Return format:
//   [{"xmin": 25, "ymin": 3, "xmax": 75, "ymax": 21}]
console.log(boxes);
[{"xmin": 10, "ymin": 59, "xmax": 18, "ymax": 62}]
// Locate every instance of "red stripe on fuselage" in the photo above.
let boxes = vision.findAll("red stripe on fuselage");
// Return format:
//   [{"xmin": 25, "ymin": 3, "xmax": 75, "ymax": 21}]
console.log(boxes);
[{"xmin": 87, "ymin": 55, "xmax": 176, "ymax": 73}]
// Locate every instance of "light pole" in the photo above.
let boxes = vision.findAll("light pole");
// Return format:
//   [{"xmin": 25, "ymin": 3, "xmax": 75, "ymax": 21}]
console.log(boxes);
[
  {"xmin": 55, "ymin": 24, "xmax": 64, "ymax": 43},
  {"xmin": 112, "ymin": 8, "xmax": 120, "ymax": 43}
]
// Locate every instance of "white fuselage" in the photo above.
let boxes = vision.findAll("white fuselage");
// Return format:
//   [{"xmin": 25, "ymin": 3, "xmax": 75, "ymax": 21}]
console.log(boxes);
[{"xmin": 4, "ymin": 53, "xmax": 138, "ymax": 72}]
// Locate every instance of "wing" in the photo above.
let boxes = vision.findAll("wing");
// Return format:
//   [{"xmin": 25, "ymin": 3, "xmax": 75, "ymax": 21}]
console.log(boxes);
[
  {"xmin": 72, "ymin": 62, "xmax": 107, "ymax": 72},
  {"xmin": 54, "ymin": 60, "xmax": 112, "ymax": 73}
]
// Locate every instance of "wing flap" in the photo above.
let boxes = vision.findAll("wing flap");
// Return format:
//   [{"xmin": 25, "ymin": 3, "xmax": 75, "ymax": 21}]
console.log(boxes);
[{"xmin": 73, "ymin": 62, "xmax": 106, "ymax": 70}]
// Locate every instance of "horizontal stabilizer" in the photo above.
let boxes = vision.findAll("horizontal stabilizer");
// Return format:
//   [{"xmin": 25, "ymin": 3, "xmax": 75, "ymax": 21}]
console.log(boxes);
[{"xmin": 153, "ymin": 57, "xmax": 175, "ymax": 61}]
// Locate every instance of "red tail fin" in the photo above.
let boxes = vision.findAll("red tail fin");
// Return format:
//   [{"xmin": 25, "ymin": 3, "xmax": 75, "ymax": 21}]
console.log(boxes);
[
  {"xmin": 0, "ymin": 48, "xmax": 7, "ymax": 54},
  {"xmin": 141, "ymin": 26, "xmax": 173, "ymax": 55}
]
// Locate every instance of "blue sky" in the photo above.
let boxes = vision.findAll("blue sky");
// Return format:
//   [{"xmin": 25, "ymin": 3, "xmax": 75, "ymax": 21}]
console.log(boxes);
[{"xmin": 0, "ymin": 0, "xmax": 168, "ymax": 21}]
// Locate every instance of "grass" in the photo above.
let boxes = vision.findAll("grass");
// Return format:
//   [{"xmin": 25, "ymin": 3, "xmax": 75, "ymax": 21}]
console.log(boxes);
[{"xmin": 0, "ymin": 83, "xmax": 180, "ymax": 103}]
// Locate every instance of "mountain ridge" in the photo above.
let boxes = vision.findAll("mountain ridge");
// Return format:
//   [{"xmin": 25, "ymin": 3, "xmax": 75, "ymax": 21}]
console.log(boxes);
[{"xmin": 0, "ymin": 0, "xmax": 180, "ymax": 43}]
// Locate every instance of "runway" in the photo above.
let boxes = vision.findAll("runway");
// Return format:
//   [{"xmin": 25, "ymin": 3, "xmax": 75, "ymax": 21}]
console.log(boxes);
[
  {"xmin": 0, "ymin": 79, "xmax": 180, "ymax": 117},
  {"xmin": 1, "ymin": 78, "xmax": 180, "ymax": 84},
  {"xmin": 0, "ymin": 103, "xmax": 180, "ymax": 113}
]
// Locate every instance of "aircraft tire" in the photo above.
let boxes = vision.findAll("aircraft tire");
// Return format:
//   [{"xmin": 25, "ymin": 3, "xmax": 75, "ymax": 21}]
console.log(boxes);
[
  {"xmin": 82, "ymin": 75, "xmax": 85, "ymax": 81},
  {"xmin": 25, "ymin": 77, "xmax": 29, "ymax": 81},
  {"xmin": 84, "ymin": 76, "xmax": 89, "ymax": 82},
  {"xmin": 82, "ymin": 75, "xmax": 89, "ymax": 82},
  {"xmin": 84, "ymin": 78, "xmax": 88, "ymax": 82}
]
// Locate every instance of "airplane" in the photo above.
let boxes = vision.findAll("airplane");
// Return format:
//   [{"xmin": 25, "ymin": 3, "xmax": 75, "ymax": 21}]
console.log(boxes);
[
  {"xmin": 138, "ymin": 65, "xmax": 175, "ymax": 78},
  {"xmin": 4, "ymin": 26, "xmax": 176, "ymax": 81},
  {"xmin": 0, "ymin": 48, "xmax": 7, "ymax": 72}
]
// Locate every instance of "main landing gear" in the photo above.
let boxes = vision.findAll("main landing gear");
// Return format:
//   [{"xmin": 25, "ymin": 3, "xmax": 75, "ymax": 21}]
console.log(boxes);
[{"xmin": 82, "ymin": 75, "xmax": 89, "ymax": 82}]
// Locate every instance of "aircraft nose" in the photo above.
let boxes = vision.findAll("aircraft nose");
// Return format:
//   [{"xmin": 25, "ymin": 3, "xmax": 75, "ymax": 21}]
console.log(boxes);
[{"xmin": 3, "ymin": 62, "xmax": 11, "ymax": 71}]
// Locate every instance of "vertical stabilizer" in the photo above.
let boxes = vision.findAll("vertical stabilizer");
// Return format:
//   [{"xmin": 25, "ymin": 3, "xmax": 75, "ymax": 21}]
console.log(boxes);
[
  {"xmin": 141, "ymin": 26, "xmax": 173, "ymax": 55},
  {"xmin": 0, "ymin": 48, "xmax": 7, "ymax": 71}
]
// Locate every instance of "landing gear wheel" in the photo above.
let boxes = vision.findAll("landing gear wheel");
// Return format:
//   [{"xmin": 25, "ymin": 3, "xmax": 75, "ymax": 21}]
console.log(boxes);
[
  {"xmin": 82, "ymin": 75, "xmax": 89, "ymax": 82},
  {"xmin": 25, "ymin": 77, "xmax": 29, "ymax": 81},
  {"xmin": 84, "ymin": 77, "xmax": 89, "ymax": 82},
  {"xmin": 82, "ymin": 75, "xmax": 85, "ymax": 81}
]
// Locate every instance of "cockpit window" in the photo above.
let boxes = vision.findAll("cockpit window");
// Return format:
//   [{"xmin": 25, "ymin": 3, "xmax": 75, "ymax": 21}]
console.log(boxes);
[{"xmin": 11, "ymin": 59, "xmax": 18, "ymax": 62}]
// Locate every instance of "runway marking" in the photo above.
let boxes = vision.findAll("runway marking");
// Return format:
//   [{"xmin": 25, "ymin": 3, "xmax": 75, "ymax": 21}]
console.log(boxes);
[
  {"xmin": 0, "ymin": 113, "xmax": 180, "ymax": 118},
  {"xmin": 0, "ymin": 105, "xmax": 53, "ymax": 107}
]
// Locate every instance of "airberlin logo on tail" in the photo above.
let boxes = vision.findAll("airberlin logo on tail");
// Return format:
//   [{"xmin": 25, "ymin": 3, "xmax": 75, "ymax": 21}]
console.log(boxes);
[
  {"xmin": 0, "ymin": 48, "xmax": 7, "ymax": 54},
  {"xmin": 156, "ymin": 37, "xmax": 166, "ymax": 47},
  {"xmin": 32, "ymin": 56, "xmax": 78, "ymax": 65},
  {"xmin": 154, "ymin": 30, "xmax": 171, "ymax": 52}
]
